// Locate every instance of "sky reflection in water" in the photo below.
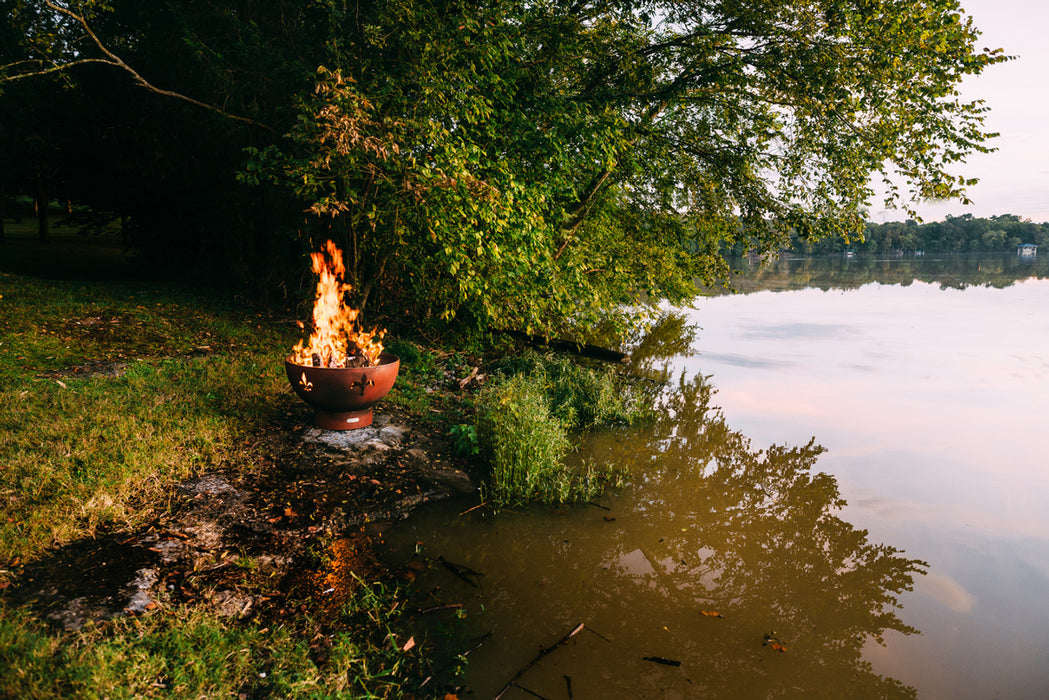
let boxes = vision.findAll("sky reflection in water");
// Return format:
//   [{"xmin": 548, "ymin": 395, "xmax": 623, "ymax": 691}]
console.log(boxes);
[{"xmin": 684, "ymin": 274, "xmax": 1049, "ymax": 697}]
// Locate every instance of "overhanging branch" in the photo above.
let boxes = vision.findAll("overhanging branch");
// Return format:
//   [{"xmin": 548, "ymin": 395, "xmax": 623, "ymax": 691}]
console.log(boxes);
[{"xmin": 4, "ymin": 1, "xmax": 274, "ymax": 131}]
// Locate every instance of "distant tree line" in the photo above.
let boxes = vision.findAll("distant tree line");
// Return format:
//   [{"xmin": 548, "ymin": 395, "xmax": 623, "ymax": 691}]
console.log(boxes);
[{"xmin": 785, "ymin": 214, "xmax": 1049, "ymax": 256}]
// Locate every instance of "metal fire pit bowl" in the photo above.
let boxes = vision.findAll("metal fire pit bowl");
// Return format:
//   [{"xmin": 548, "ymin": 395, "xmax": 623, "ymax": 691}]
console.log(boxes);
[{"xmin": 285, "ymin": 353, "xmax": 400, "ymax": 430}]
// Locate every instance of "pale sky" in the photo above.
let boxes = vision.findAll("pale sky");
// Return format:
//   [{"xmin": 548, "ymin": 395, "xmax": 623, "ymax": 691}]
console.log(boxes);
[{"xmin": 869, "ymin": 0, "xmax": 1049, "ymax": 224}]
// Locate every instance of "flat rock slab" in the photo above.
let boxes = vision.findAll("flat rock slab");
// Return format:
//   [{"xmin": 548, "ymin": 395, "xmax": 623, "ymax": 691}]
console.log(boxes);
[{"xmin": 302, "ymin": 421, "xmax": 408, "ymax": 451}]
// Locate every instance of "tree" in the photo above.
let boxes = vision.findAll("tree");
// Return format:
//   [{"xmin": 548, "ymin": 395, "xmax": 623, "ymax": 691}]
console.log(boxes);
[
  {"xmin": 5, "ymin": 1, "xmax": 1008, "ymax": 333},
  {"xmin": 249, "ymin": 0, "xmax": 1006, "ymax": 331}
]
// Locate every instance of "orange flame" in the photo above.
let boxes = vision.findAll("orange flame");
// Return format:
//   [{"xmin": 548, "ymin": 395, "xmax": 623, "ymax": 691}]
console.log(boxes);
[{"xmin": 290, "ymin": 240, "xmax": 385, "ymax": 367}]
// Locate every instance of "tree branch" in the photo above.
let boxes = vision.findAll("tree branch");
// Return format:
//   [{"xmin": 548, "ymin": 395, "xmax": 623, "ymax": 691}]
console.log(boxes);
[{"xmin": 16, "ymin": 1, "xmax": 275, "ymax": 131}]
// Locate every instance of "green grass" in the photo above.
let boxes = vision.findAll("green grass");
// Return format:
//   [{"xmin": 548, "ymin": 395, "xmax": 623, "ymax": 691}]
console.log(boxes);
[
  {"xmin": 0, "ymin": 229, "xmax": 466, "ymax": 698},
  {"xmin": 0, "ymin": 578, "xmax": 434, "ymax": 699},
  {"xmin": 0, "ymin": 270, "xmax": 298, "ymax": 564},
  {"xmin": 476, "ymin": 352, "xmax": 643, "ymax": 507}
]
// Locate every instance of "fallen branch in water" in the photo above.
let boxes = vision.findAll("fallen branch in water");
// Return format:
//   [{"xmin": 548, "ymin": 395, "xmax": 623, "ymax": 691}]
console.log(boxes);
[
  {"xmin": 512, "ymin": 684, "xmax": 552, "ymax": 699},
  {"xmin": 438, "ymin": 556, "xmax": 483, "ymax": 588},
  {"xmin": 493, "ymin": 623, "xmax": 586, "ymax": 700}
]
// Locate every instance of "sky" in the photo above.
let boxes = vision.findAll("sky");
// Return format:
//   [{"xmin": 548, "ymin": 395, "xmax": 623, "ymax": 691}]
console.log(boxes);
[{"xmin": 868, "ymin": 0, "xmax": 1049, "ymax": 224}]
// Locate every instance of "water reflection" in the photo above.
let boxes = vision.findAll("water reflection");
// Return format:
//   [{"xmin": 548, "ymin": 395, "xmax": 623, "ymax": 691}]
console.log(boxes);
[
  {"xmin": 720, "ymin": 252, "xmax": 1049, "ymax": 295},
  {"xmin": 378, "ymin": 372, "xmax": 927, "ymax": 698}
]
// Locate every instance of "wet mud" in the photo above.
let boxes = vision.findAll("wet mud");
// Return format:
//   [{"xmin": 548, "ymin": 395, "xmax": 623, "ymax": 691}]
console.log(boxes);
[{"xmin": 2, "ymin": 412, "xmax": 477, "ymax": 630}]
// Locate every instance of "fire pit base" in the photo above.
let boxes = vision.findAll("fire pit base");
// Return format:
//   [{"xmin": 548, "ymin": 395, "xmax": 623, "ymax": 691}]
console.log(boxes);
[{"xmin": 314, "ymin": 407, "xmax": 376, "ymax": 431}]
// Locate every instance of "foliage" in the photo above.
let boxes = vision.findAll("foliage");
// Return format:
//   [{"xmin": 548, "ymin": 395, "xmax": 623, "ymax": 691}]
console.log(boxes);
[
  {"xmin": 476, "ymin": 352, "xmax": 642, "ymax": 506},
  {"xmin": 493, "ymin": 351, "xmax": 648, "ymax": 430},
  {"xmin": 3, "ymin": 0, "xmax": 1009, "ymax": 331},
  {"xmin": 476, "ymin": 373, "xmax": 573, "ymax": 507},
  {"xmin": 0, "ymin": 579, "xmax": 434, "ymax": 699},
  {"xmin": 448, "ymin": 423, "xmax": 480, "ymax": 458}
]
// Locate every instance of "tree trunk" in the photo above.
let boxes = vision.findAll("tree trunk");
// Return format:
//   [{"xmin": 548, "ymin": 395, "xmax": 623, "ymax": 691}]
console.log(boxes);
[{"xmin": 36, "ymin": 173, "xmax": 50, "ymax": 243}]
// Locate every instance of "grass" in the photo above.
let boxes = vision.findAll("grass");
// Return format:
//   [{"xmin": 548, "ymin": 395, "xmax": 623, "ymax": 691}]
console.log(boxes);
[
  {"xmin": 1, "ymin": 225, "xmax": 467, "ymax": 698},
  {"xmin": 1, "ymin": 578, "xmax": 434, "ymax": 699},
  {"xmin": 476, "ymin": 351, "xmax": 646, "ymax": 507},
  {"xmin": 0, "ymin": 270, "xmax": 297, "ymax": 564}
]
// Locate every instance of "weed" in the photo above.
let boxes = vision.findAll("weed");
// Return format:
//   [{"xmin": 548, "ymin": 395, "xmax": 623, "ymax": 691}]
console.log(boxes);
[
  {"xmin": 448, "ymin": 424, "xmax": 480, "ymax": 458},
  {"xmin": 476, "ymin": 351, "xmax": 648, "ymax": 507}
]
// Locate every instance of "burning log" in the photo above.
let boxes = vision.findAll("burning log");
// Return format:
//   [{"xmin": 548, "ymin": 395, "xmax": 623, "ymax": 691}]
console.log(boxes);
[
  {"xmin": 285, "ymin": 240, "xmax": 398, "ymax": 430},
  {"xmin": 289, "ymin": 239, "xmax": 385, "ymax": 368}
]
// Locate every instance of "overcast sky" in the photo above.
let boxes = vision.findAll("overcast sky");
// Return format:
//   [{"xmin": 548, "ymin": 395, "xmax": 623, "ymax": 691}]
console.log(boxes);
[{"xmin": 869, "ymin": 0, "xmax": 1049, "ymax": 224}]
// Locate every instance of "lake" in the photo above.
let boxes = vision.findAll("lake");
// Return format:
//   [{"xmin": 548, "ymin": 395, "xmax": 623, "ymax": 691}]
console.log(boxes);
[{"xmin": 376, "ymin": 253, "xmax": 1049, "ymax": 698}]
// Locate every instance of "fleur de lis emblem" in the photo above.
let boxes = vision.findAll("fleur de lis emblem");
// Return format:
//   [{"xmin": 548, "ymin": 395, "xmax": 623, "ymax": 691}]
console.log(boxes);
[
  {"xmin": 299, "ymin": 372, "xmax": 314, "ymax": 392},
  {"xmin": 350, "ymin": 375, "xmax": 375, "ymax": 396}
]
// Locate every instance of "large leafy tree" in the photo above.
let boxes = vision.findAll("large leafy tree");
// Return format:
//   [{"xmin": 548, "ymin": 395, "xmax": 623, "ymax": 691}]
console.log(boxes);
[
  {"xmin": 4, "ymin": 1, "xmax": 1007, "ymax": 332},
  {"xmin": 252, "ymin": 0, "xmax": 1005, "ymax": 331}
]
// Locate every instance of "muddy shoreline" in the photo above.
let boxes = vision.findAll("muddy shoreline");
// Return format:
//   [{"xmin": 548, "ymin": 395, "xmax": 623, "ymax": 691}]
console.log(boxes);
[{"xmin": 3, "ymin": 408, "xmax": 477, "ymax": 631}]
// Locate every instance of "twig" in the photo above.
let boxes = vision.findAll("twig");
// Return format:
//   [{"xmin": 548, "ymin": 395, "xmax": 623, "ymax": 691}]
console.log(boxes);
[
  {"xmin": 438, "ymin": 556, "xmax": 483, "ymax": 588},
  {"xmin": 584, "ymin": 626, "xmax": 612, "ymax": 643},
  {"xmin": 418, "ymin": 603, "xmax": 463, "ymax": 615},
  {"xmin": 493, "ymin": 623, "xmax": 585, "ymax": 700},
  {"xmin": 458, "ymin": 501, "xmax": 489, "ymax": 517},
  {"xmin": 512, "ymin": 684, "xmax": 552, "ymax": 699}
]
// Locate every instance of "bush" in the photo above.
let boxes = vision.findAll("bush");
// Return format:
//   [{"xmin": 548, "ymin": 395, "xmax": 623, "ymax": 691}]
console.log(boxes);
[
  {"xmin": 476, "ymin": 353, "xmax": 640, "ymax": 507},
  {"xmin": 493, "ymin": 351, "xmax": 645, "ymax": 430},
  {"xmin": 477, "ymin": 374, "xmax": 571, "ymax": 507}
]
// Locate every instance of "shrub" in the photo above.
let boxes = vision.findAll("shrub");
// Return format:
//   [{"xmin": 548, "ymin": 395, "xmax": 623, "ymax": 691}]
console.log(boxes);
[
  {"xmin": 476, "ymin": 355, "xmax": 637, "ymax": 508},
  {"xmin": 477, "ymin": 374, "xmax": 571, "ymax": 507},
  {"xmin": 493, "ymin": 351, "xmax": 647, "ymax": 429}
]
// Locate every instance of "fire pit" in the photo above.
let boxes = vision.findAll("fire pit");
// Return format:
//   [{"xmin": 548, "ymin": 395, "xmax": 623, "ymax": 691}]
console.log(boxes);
[
  {"xmin": 285, "ymin": 240, "xmax": 398, "ymax": 430},
  {"xmin": 285, "ymin": 353, "xmax": 399, "ymax": 429}
]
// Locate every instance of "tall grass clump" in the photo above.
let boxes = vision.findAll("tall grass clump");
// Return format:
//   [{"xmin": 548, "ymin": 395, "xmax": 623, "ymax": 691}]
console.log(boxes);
[
  {"xmin": 494, "ymin": 351, "xmax": 647, "ymax": 430},
  {"xmin": 476, "ymin": 373, "xmax": 572, "ymax": 507},
  {"xmin": 477, "ymin": 352, "xmax": 646, "ymax": 507}
]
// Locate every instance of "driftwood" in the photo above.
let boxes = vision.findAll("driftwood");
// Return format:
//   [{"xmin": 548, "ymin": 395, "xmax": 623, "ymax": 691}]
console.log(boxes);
[
  {"xmin": 502, "ymin": 330, "xmax": 630, "ymax": 364},
  {"xmin": 493, "ymin": 623, "xmax": 586, "ymax": 700}
]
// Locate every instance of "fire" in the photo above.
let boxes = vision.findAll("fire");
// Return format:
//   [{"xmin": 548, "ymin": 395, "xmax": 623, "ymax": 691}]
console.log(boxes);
[{"xmin": 290, "ymin": 240, "xmax": 385, "ymax": 367}]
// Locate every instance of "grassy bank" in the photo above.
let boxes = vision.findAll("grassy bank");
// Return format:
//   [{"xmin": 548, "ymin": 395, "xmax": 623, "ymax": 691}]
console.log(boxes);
[
  {"xmin": 1, "ymin": 227, "xmax": 651, "ymax": 697},
  {"xmin": 0, "ymin": 228, "xmax": 465, "ymax": 697}
]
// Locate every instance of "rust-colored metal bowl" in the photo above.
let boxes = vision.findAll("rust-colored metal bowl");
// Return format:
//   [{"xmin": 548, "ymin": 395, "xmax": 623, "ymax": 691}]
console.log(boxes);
[{"xmin": 285, "ymin": 353, "xmax": 400, "ymax": 430}]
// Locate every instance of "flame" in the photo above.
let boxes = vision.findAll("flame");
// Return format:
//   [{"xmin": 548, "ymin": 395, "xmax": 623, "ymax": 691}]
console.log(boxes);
[{"xmin": 290, "ymin": 240, "xmax": 385, "ymax": 367}]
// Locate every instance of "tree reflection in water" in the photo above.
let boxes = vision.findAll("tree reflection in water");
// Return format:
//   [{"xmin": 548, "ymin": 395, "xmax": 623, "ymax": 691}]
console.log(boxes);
[
  {"xmin": 577, "ymin": 371, "xmax": 928, "ymax": 696},
  {"xmin": 383, "ymin": 318, "xmax": 928, "ymax": 697}
]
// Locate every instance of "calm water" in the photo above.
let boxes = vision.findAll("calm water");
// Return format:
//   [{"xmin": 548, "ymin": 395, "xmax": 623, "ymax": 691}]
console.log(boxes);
[{"xmin": 377, "ymin": 254, "xmax": 1049, "ymax": 698}]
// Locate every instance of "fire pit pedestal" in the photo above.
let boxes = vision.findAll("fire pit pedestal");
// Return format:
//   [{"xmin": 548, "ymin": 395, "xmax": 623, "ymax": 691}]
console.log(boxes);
[{"xmin": 285, "ymin": 353, "xmax": 400, "ymax": 430}]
